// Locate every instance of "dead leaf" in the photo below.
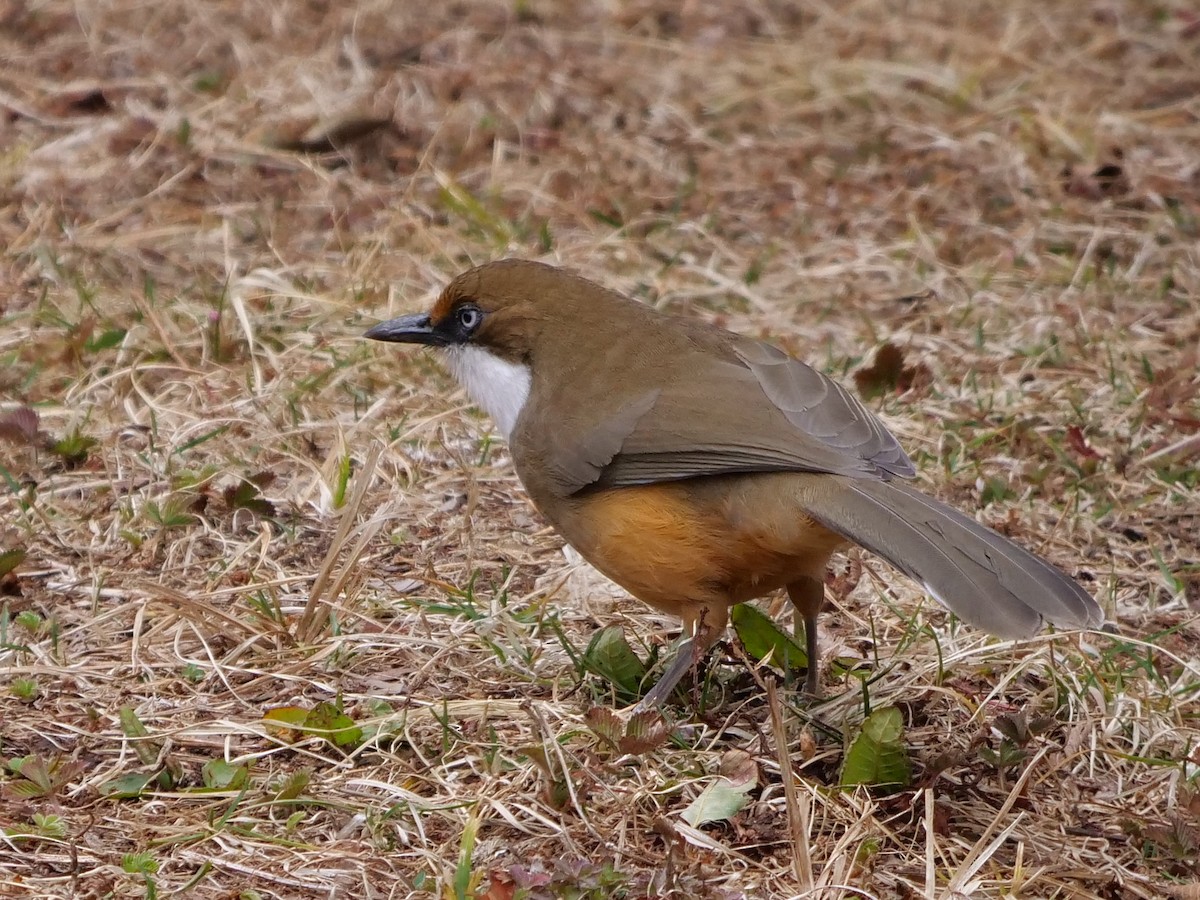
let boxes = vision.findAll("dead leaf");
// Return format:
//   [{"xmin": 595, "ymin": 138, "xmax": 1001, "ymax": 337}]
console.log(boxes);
[
  {"xmin": 107, "ymin": 118, "xmax": 158, "ymax": 156},
  {"xmin": 481, "ymin": 872, "xmax": 516, "ymax": 900},
  {"xmin": 584, "ymin": 706, "xmax": 623, "ymax": 749},
  {"xmin": 680, "ymin": 767, "xmax": 755, "ymax": 827},
  {"xmin": 890, "ymin": 288, "xmax": 937, "ymax": 307},
  {"xmin": 618, "ymin": 709, "xmax": 669, "ymax": 755},
  {"xmin": 45, "ymin": 87, "xmax": 113, "ymax": 117},
  {"xmin": 267, "ymin": 115, "xmax": 392, "ymax": 154},
  {"xmin": 1062, "ymin": 155, "xmax": 1130, "ymax": 200},
  {"xmin": 853, "ymin": 342, "xmax": 932, "ymax": 400},
  {"xmin": 718, "ymin": 749, "xmax": 757, "ymax": 787},
  {"xmin": 0, "ymin": 406, "xmax": 43, "ymax": 446},
  {"xmin": 1066, "ymin": 426, "xmax": 1102, "ymax": 460}
]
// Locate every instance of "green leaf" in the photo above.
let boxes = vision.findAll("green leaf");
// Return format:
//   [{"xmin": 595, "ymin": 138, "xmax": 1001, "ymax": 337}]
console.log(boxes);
[
  {"xmin": 121, "ymin": 851, "xmax": 159, "ymax": 875},
  {"xmin": 305, "ymin": 701, "xmax": 363, "ymax": 748},
  {"xmin": 731, "ymin": 603, "xmax": 807, "ymax": 672},
  {"xmin": 5, "ymin": 779, "xmax": 49, "ymax": 800},
  {"xmin": 85, "ymin": 328, "xmax": 127, "ymax": 353},
  {"xmin": 453, "ymin": 815, "xmax": 479, "ymax": 900},
  {"xmin": 980, "ymin": 475, "xmax": 1015, "ymax": 507},
  {"xmin": 119, "ymin": 706, "xmax": 161, "ymax": 765},
  {"xmin": 117, "ymin": 710, "xmax": 149, "ymax": 734},
  {"xmin": 201, "ymin": 759, "xmax": 249, "ymax": 791},
  {"xmin": 155, "ymin": 764, "xmax": 178, "ymax": 791},
  {"xmin": 840, "ymin": 706, "xmax": 912, "ymax": 793},
  {"xmin": 263, "ymin": 706, "xmax": 310, "ymax": 741},
  {"xmin": 680, "ymin": 777, "xmax": 754, "ymax": 827},
  {"xmin": 99, "ymin": 772, "xmax": 155, "ymax": 799},
  {"xmin": 9, "ymin": 756, "xmax": 56, "ymax": 789},
  {"xmin": 0, "ymin": 549, "xmax": 26, "ymax": 578},
  {"xmin": 588, "ymin": 208, "xmax": 624, "ymax": 228},
  {"xmin": 272, "ymin": 768, "xmax": 310, "ymax": 801},
  {"xmin": 583, "ymin": 626, "xmax": 647, "ymax": 698},
  {"xmin": 172, "ymin": 425, "xmax": 230, "ymax": 455},
  {"xmin": 331, "ymin": 454, "xmax": 351, "ymax": 508}
]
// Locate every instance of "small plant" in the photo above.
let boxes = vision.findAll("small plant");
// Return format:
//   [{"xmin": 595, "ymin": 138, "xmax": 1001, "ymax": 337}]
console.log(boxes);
[
  {"xmin": 271, "ymin": 767, "xmax": 311, "ymax": 803},
  {"xmin": 3, "ymin": 755, "xmax": 84, "ymax": 801},
  {"xmin": 170, "ymin": 464, "xmax": 221, "ymax": 490},
  {"xmin": 50, "ymin": 427, "xmax": 98, "ymax": 468},
  {"xmin": 978, "ymin": 475, "xmax": 1015, "ymax": 506},
  {"xmin": 11, "ymin": 607, "xmax": 59, "ymax": 659},
  {"xmin": 978, "ymin": 708, "xmax": 1056, "ymax": 774},
  {"xmin": 4, "ymin": 812, "xmax": 68, "ymax": 840},
  {"xmin": 10, "ymin": 677, "xmax": 39, "ymax": 702},
  {"xmin": 840, "ymin": 706, "xmax": 912, "ymax": 793},
  {"xmin": 0, "ymin": 606, "xmax": 29, "ymax": 656},
  {"xmin": 330, "ymin": 453, "xmax": 352, "ymax": 508},
  {"xmin": 263, "ymin": 698, "xmax": 364, "ymax": 750},
  {"xmin": 581, "ymin": 625, "xmax": 648, "ymax": 704},
  {"xmin": 415, "ymin": 571, "xmax": 488, "ymax": 622},
  {"xmin": 30, "ymin": 812, "xmax": 67, "ymax": 838},
  {"xmin": 243, "ymin": 590, "xmax": 286, "ymax": 626},
  {"xmin": 583, "ymin": 706, "xmax": 669, "ymax": 756},
  {"xmin": 222, "ymin": 472, "xmax": 276, "ymax": 516},
  {"xmin": 485, "ymin": 857, "xmax": 640, "ymax": 900},
  {"xmin": 96, "ymin": 706, "xmax": 181, "ymax": 796},
  {"xmin": 144, "ymin": 497, "xmax": 197, "ymax": 530},
  {"xmin": 84, "ymin": 327, "xmax": 127, "ymax": 353},
  {"xmin": 1129, "ymin": 791, "xmax": 1200, "ymax": 878},
  {"xmin": 122, "ymin": 851, "xmax": 160, "ymax": 899}
]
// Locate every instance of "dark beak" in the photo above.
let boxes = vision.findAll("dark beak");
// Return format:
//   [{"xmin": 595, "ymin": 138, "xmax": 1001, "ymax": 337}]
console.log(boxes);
[{"xmin": 363, "ymin": 313, "xmax": 447, "ymax": 346}]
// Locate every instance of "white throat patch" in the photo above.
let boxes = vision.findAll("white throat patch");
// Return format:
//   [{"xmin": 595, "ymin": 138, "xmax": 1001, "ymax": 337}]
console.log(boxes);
[{"xmin": 443, "ymin": 345, "xmax": 531, "ymax": 440}]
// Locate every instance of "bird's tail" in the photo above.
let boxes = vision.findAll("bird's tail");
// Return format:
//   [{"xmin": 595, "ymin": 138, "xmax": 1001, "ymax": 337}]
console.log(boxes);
[{"xmin": 793, "ymin": 475, "xmax": 1104, "ymax": 637}]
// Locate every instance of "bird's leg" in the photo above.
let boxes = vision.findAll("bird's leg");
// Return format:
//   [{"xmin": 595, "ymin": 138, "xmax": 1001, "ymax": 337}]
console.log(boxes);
[
  {"xmin": 634, "ymin": 608, "xmax": 725, "ymax": 711},
  {"xmin": 786, "ymin": 576, "xmax": 825, "ymax": 696}
]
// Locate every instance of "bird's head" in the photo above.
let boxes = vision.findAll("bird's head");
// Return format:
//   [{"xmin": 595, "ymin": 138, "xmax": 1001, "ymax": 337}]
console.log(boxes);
[
  {"xmin": 366, "ymin": 259, "xmax": 568, "ymax": 362},
  {"xmin": 365, "ymin": 259, "xmax": 615, "ymax": 438}
]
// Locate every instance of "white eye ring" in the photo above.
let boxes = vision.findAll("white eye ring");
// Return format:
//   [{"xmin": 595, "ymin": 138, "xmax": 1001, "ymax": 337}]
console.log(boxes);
[{"xmin": 457, "ymin": 306, "xmax": 481, "ymax": 331}]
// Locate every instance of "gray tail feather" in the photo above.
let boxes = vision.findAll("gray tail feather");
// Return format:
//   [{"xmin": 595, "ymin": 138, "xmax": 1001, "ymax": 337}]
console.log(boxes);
[{"xmin": 796, "ymin": 476, "xmax": 1104, "ymax": 638}]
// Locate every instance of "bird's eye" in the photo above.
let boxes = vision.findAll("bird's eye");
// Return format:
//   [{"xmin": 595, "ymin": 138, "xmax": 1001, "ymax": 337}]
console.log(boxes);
[{"xmin": 455, "ymin": 304, "xmax": 482, "ymax": 333}]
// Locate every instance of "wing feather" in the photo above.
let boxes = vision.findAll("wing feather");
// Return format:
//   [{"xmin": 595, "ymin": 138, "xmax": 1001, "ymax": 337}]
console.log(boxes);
[
  {"xmin": 733, "ymin": 341, "xmax": 915, "ymax": 479},
  {"xmin": 542, "ymin": 336, "xmax": 915, "ymax": 496}
]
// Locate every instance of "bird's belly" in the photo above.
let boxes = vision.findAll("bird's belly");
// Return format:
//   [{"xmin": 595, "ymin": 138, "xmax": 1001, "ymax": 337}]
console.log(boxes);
[{"xmin": 548, "ymin": 475, "xmax": 847, "ymax": 618}]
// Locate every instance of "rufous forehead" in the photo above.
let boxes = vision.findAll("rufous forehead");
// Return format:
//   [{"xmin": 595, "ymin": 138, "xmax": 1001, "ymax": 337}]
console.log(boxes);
[
  {"xmin": 429, "ymin": 287, "xmax": 459, "ymax": 326},
  {"xmin": 428, "ymin": 268, "xmax": 485, "ymax": 325}
]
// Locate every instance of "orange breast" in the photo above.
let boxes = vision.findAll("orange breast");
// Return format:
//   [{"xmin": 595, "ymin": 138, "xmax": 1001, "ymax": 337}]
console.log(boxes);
[{"xmin": 554, "ymin": 474, "xmax": 846, "ymax": 623}]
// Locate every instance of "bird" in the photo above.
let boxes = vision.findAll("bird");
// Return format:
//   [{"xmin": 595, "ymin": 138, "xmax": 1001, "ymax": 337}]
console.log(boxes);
[{"xmin": 365, "ymin": 259, "xmax": 1104, "ymax": 707}]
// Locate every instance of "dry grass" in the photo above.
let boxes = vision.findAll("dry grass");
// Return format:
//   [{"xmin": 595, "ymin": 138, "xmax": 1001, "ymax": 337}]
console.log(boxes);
[{"xmin": 2, "ymin": 1, "xmax": 1199, "ymax": 897}]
